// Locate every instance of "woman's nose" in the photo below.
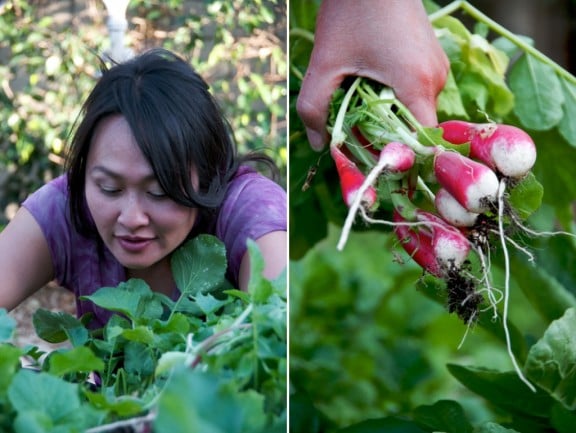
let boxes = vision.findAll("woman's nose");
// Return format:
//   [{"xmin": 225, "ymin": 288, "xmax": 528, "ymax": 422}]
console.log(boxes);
[{"xmin": 117, "ymin": 193, "xmax": 149, "ymax": 228}]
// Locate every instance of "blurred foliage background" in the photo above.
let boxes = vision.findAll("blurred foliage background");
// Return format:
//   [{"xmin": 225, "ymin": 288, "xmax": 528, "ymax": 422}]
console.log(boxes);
[{"xmin": 0, "ymin": 0, "xmax": 287, "ymax": 227}]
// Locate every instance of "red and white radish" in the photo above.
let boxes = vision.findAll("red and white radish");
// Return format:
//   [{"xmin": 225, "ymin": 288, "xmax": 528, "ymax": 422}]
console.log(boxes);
[
  {"xmin": 438, "ymin": 119, "xmax": 474, "ymax": 144},
  {"xmin": 379, "ymin": 141, "xmax": 416, "ymax": 175},
  {"xmin": 393, "ymin": 211, "xmax": 440, "ymax": 276},
  {"xmin": 337, "ymin": 141, "xmax": 414, "ymax": 251},
  {"xmin": 434, "ymin": 150, "xmax": 499, "ymax": 213},
  {"xmin": 416, "ymin": 210, "xmax": 472, "ymax": 271},
  {"xmin": 435, "ymin": 187, "xmax": 479, "ymax": 227},
  {"xmin": 440, "ymin": 120, "xmax": 537, "ymax": 179},
  {"xmin": 393, "ymin": 210, "xmax": 471, "ymax": 276},
  {"xmin": 330, "ymin": 145, "xmax": 377, "ymax": 209}
]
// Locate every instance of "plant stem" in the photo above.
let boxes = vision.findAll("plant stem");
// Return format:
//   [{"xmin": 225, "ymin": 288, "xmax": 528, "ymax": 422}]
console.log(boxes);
[
  {"xmin": 429, "ymin": 0, "xmax": 576, "ymax": 85},
  {"xmin": 330, "ymin": 77, "xmax": 361, "ymax": 147},
  {"xmin": 357, "ymin": 83, "xmax": 436, "ymax": 156},
  {"xmin": 289, "ymin": 27, "xmax": 314, "ymax": 44},
  {"xmin": 85, "ymin": 411, "xmax": 156, "ymax": 433}
]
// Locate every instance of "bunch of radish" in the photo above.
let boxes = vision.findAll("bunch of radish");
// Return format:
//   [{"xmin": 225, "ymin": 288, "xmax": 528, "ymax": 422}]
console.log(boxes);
[{"xmin": 325, "ymin": 78, "xmax": 543, "ymax": 391}]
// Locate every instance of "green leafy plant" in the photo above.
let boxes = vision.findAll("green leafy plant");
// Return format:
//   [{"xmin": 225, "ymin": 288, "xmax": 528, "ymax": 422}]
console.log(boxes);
[
  {"xmin": 289, "ymin": 1, "xmax": 576, "ymax": 432},
  {"xmin": 0, "ymin": 235, "xmax": 286, "ymax": 432}
]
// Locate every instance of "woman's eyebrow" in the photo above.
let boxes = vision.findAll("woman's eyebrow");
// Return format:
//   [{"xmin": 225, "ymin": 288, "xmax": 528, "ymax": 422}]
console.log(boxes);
[{"xmin": 90, "ymin": 165, "xmax": 156, "ymax": 182}]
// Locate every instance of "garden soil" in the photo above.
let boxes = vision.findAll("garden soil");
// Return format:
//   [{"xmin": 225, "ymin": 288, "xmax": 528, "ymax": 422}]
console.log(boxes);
[{"xmin": 9, "ymin": 282, "xmax": 76, "ymax": 352}]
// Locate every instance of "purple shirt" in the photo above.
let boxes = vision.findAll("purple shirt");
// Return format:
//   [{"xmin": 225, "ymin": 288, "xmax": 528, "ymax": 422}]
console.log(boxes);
[{"xmin": 22, "ymin": 166, "xmax": 286, "ymax": 328}]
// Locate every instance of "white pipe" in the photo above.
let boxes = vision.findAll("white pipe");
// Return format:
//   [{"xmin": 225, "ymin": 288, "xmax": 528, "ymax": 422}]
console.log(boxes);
[{"xmin": 102, "ymin": 0, "xmax": 132, "ymax": 62}]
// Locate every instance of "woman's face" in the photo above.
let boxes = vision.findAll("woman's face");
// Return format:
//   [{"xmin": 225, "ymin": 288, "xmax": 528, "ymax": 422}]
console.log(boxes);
[{"xmin": 85, "ymin": 115, "xmax": 197, "ymax": 271}]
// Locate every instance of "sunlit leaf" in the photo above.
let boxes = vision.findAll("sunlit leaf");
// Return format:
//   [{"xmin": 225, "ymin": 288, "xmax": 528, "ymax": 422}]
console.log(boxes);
[
  {"xmin": 48, "ymin": 346, "xmax": 105, "ymax": 376},
  {"xmin": 525, "ymin": 307, "xmax": 576, "ymax": 410},
  {"xmin": 171, "ymin": 235, "xmax": 227, "ymax": 296},
  {"xmin": 509, "ymin": 54, "xmax": 564, "ymax": 130}
]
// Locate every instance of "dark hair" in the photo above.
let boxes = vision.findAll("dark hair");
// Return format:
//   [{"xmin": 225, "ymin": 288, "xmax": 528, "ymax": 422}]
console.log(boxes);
[{"xmin": 66, "ymin": 48, "xmax": 267, "ymax": 237}]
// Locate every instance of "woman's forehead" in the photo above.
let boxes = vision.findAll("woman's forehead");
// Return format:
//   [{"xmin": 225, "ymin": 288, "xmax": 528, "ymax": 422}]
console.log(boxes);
[{"xmin": 88, "ymin": 115, "xmax": 153, "ymax": 176}]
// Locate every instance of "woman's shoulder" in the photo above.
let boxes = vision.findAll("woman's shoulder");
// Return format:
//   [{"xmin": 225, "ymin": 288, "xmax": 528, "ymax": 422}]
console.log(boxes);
[
  {"xmin": 226, "ymin": 165, "xmax": 286, "ymax": 201},
  {"xmin": 217, "ymin": 165, "xmax": 286, "ymax": 236},
  {"xmin": 22, "ymin": 174, "xmax": 69, "ymax": 216}
]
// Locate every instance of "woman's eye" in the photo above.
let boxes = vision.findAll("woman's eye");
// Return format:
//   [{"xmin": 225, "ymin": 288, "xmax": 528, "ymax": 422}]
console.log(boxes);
[
  {"xmin": 99, "ymin": 186, "xmax": 121, "ymax": 195},
  {"xmin": 148, "ymin": 190, "xmax": 167, "ymax": 199}
]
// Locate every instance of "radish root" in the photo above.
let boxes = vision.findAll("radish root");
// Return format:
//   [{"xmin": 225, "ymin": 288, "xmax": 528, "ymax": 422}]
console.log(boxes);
[{"xmin": 497, "ymin": 178, "xmax": 537, "ymax": 392}]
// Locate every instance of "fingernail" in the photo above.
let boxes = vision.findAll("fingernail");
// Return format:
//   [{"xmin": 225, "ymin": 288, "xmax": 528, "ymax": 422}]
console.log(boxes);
[{"xmin": 308, "ymin": 130, "xmax": 325, "ymax": 151}]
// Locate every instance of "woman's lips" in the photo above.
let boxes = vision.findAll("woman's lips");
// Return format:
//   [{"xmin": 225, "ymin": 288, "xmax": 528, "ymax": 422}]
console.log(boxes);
[{"xmin": 116, "ymin": 236, "xmax": 154, "ymax": 253}]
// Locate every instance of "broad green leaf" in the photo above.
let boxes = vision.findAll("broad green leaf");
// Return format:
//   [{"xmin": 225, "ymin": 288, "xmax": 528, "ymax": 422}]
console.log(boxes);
[
  {"xmin": 446, "ymin": 21, "xmax": 514, "ymax": 118},
  {"xmin": 530, "ymin": 128, "xmax": 576, "ymax": 221},
  {"xmin": 458, "ymin": 73, "xmax": 490, "ymax": 116},
  {"xmin": 32, "ymin": 309, "xmax": 88, "ymax": 346},
  {"xmin": 413, "ymin": 400, "xmax": 473, "ymax": 433},
  {"xmin": 492, "ymin": 35, "xmax": 534, "ymax": 61},
  {"xmin": 124, "ymin": 341, "xmax": 156, "ymax": 377},
  {"xmin": 447, "ymin": 364, "xmax": 554, "ymax": 418},
  {"xmin": 194, "ymin": 292, "xmax": 228, "ymax": 316},
  {"xmin": 8, "ymin": 369, "xmax": 80, "ymax": 420},
  {"xmin": 246, "ymin": 239, "xmax": 277, "ymax": 304},
  {"xmin": 525, "ymin": 307, "xmax": 576, "ymax": 410},
  {"xmin": 171, "ymin": 235, "xmax": 227, "ymax": 296},
  {"xmin": 509, "ymin": 54, "xmax": 564, "ymax": 130},
  {"xmin": 470, "ymin": 34, "xmax": 509, "ymax": 76},
  {"xmin": 121, "ymin": 325, "xmax": 157, "ymax": 345},
  {"xmin": 336, "ymin": 417, "xmax": 427, "ymax": 433},
  {"xmin": 558, "ymin": 77, "xmax": 576, "ymax": 147},
  {"xmin": 506, "ymin": 172, "xmax": 543, "ymax": 220},
  {"xmin": 83, "ymin": 391, "xmax": 146, "ymax": 418},
  {"xmin": 551, "ymin": 401, "xmax": 576, "ymax": 433},
  {"xmin": 0, "ymin": 308, "xmax": 16, "ymax": 342},
  {"xmin": 530, "ymin": 224, "xmax": 576, "ymax": 296},
  {"xmin": 510, "ymin": 251, "xmax": 576, "ymax": 323},
  {"xmin": 81, "ymin": 279, "xmax": 163, "ymax": 322},
  {"xmin": 48, "ymin": 346, "xmax": 105, "ymax": 376},
  {"xmin": 12, "ymin": 410, "xmax": 53, "ymax": 433},
  {"xmin": 155, "ymin": 368, "xmax": 268, "ymax": 433},
  {"xmin": 152, "ymin": 312, "xmax": 191, "ymax": 335},
  {"xmin": 437, "ymin": 70, "xmax": 469, "ymax": 119}
]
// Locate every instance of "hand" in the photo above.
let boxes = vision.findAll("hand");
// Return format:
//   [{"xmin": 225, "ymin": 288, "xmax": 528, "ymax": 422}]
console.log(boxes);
[{"xmin": 296, "ymin": 0, "xmax": 450, "ymax": 150}]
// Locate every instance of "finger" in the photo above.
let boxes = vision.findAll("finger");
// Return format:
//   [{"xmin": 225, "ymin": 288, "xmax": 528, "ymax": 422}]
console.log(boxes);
[
  {"xmin": 296, "ymin": 65, "xmax": 342, "ymax": 150},
  {"xmin": 393, "ymin": 81, "xmax": 442, "ymax": 127}
]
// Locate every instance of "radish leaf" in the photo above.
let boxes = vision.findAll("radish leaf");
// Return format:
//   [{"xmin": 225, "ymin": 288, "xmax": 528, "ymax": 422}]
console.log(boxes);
[
  {"xmin": 412, "ymin": 400, "xmax": 473, "ymax": 433},
  {"xmin": 447, "ymin": 364, "xmax": 554, "ymax": 418},
  {"xmin": 558, "ymin": 78, "xmax": 576, "ymax": 147},
  {"xmin": 525, "ymin": 307, "xmax": 576, "ymax": 410},
  {"xmin": 171, "ymin": 234, "xmax": 227, "ymax": 296},
  {"xmin": 506, "ymin": 172, "xmax": 543, "ymax": 220},
  {"xmin": 509, "ymin": 54, "xmax": 564, "ymax": 130},
  {"xmin": 47, "ymin": 346, "xmax": 105, "ymax": 376}
]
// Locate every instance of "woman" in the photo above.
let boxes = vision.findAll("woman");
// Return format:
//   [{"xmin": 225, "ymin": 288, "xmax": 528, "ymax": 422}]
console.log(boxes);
[{"xmin": 0, "ymin": 48, "xmax": 287, "ymax": 328}]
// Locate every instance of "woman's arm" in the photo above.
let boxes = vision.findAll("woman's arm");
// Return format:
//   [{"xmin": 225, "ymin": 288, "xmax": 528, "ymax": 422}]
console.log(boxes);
[
  {"xmin": 238, "ymin": 230, "xmax": 287, "ymax": 291},
  {"xmin": 0, "ymin": 207, "xmax": 54, "ymax": 310}
]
